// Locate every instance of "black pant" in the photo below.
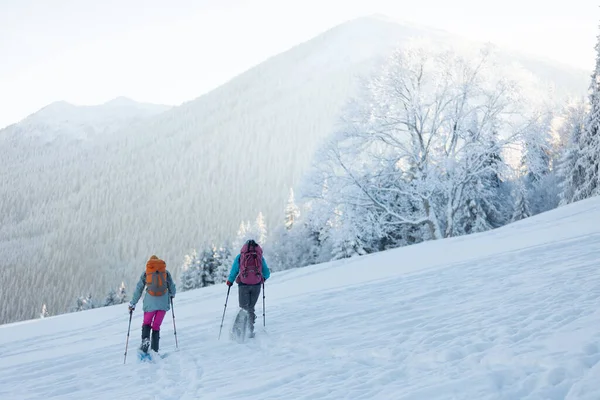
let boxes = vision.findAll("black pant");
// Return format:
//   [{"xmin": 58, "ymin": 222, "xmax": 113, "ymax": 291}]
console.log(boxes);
[{"xmin": 238, "ymin": 283, "xmax": 261, "ymax": 324}]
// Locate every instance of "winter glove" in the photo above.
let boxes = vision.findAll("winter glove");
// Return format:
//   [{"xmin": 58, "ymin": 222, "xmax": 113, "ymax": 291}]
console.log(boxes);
[
  {"xmin": 128, "ymin": 303, "xmax": 135, "ymax": 312},
  {"xmin": 226, "ymin": 280, "xmax": 233, "ymax": 286}
]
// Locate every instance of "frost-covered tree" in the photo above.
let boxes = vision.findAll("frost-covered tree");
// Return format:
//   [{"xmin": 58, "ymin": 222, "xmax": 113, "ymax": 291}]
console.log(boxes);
[
  {"xmin": 285, "ymin": 188, "xmax": 300, "ymax": 230},
  {"xmin": 233, "ymin": 220, "xmax": 251, "ymax": 249},
  {"xmin": 254, "ymin": 212, "xmax": 268, "ymax": 244},
  {"xmin": 40, "ymin": 303, "xmax": 49, "ymax": 318},
  {"xmin": 198, "ymin": 247, "xmax": 220, "ymax": 287},
  {"xmin": 329, "ymin": 205, "xmax": 368, "ymax": 260},
  {"xmin": 520, "ymin": 112, "xmax": 553, "ymax": 183},
  {"xmin": 117, "ymin": 281, "xmax": 127, "ymax": 304},
  {"xmin": 518, "ymin": 109, "xmax": 558, "ymax": 214},
  {"xmin": 572, "ymin": 25, "xmax": 600, "ymax": 202},
  {"xmin": 453, "ymin": 134, "xmax": 511, "ymax": 235},
  {"xmin": 179, "ymin": 249, "xmax": 202, "ymax": 292},
  {"xmin": 309, "ymin": 43, "xmax": 530, "ymax": 246},
  {"xmin": 104, "ymin": 288, "xmax": 119, "ymax": 307},
  {"xmin": 270, "ymin": 198, "xmax": 330, "ymax": 271},
  {"xmin": 215, "ymin": 244, "xmax": 232, "ymax": 283},
  {"xmin": 179, "ymin": 245, "xmax": 226, "ymax": 290},
  {"xmin": 72, "ymin": 294, "xmax": 94, "ymax": 312},
  {"xmin": 233, "ymin": 212, "xmax": 269, "ymax": 248},
  {"xmin": 511, "ymin": 182, "xmax": 531, "ymax": 222},
  {"xmin": 557, "ymin": 99, "xmax": 588, "ymax": 205}
]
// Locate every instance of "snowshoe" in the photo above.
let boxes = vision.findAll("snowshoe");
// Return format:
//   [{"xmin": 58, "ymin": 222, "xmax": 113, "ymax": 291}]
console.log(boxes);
[
  {"xmin": 137, "ymin": 348, "xmax": 152, "ymax": 362},
  {"xmin": 140, "ymin": 338, "xmax": 150, "ymax": 353},
  {"xmin": 137, "ymin": 350, "xmax": 167, "ymax": 363},
  {"xmin": 230, "ymin": 309, "xmax": 251, "ymax": 343}
]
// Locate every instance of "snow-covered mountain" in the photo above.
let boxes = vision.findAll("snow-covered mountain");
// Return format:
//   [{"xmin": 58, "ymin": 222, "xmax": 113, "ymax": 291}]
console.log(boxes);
[
  {"xmin": 0, "ymin": 15, "xmax": 590, "ymax": 325},
  {"xmin": 1, "ymin": 195, "xmax": 600, "ymax": 399},
  {"xmin": 1, "ymin": 97, "xmax": 171, "ymax": 142}
]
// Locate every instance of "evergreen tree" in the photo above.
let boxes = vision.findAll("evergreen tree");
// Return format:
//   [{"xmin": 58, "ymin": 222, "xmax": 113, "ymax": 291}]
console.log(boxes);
[
  {"xmin": 456, "ymin": 137, "xmax": 508, "ymax": 235},
  {"xmin": 104, "ymin": 288, "xmax": 119, "ymax": 306},
  {"xmin": 40, "ymin": 303, "xmax": 49, "ymax": 318},
  {"xmin": 557, "ymin": 102, "xmax": 586, "ymax": 205},
  {"xmin": 179, "ymin": 249, "xmax": 201, "ymax": 292},
  {"xmin": 117, "ymin": 281, "xmax": 127, "ymax": 304},
  {"xmin": 512, "ymin": 182, "xmax": 531, "ymax": 222},
  {"xmin": 234, "ymin": 220, "xmax": 251, "ymax": 249},
  {"xmin": 254, "ymin": 212, "xmax": 268, "ymax": 244},
  {"xmin": 330, "ymin": 206, "xmax": 367, "ymax": 260},
  {"xmin": 518, "ymin": 110, "xmax": 557, "ymax": 215},
  {"xmin": 572, "ymin": 24, "xmax": 600, "ymax": 202},
  {"xmin": 199, "ymin": 247, "xmax": 219, "ymax": 287},
  {"xmin": 284, "ymin": 188, "xmax": 300, "ymax": 230},
  {"xmin": 216, "ymin": 244, "xmax": 232, "ymax": 283},
  {"xmin": 72, "ymin": 294, "xmax": 94, "ymax": 312}
]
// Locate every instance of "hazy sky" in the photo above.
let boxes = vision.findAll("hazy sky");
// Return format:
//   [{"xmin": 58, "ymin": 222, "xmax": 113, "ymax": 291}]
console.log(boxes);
[{"xmin": 1, "ymin": 0, "xmax": 599, "ymax": 129}]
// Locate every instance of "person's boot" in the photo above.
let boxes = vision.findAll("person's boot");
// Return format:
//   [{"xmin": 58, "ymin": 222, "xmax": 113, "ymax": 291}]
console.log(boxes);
[
  {"xmin": 140, "ymin": 324, "xmax": 151, "ymax": 353},
  {"xmin": 248, "ymin": 312, "xmax": 256, "ymax": 338},
  {"xmin": 151, "ymin": 329, "xmax": 160, "ymax": 353}
]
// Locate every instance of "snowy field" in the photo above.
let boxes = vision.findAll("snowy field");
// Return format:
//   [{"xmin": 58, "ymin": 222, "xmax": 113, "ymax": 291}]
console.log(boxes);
[{"xmin": 1, "ymin": 197, "xmax": 600, "ymax": 399}]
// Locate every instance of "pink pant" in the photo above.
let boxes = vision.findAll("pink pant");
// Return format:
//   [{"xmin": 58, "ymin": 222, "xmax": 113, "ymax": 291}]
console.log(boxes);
[{"xmin": 143, "ymin": 310, "xmax": 166, "ymax": 330}]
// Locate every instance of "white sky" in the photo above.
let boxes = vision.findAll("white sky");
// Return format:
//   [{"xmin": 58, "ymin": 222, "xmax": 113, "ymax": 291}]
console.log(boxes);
[{"xmin": 1, "ymin": 0, "xmax": 599, "ymax": 129}]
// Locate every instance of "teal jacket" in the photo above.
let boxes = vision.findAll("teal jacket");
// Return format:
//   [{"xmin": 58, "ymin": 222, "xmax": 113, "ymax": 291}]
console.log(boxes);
[
  {"xmin": 228, "ymin": 254, "xmax": 270, "ymax": 284},
  {"xmin": 130, "ymin": 271, "xmax": 176, "ymax": 312}
]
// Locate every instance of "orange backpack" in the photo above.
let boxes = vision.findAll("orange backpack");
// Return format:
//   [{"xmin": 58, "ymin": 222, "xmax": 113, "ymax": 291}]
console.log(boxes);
[{"xmin": 146, "ymin": 255, "xmax": 168, "ymax": 296}]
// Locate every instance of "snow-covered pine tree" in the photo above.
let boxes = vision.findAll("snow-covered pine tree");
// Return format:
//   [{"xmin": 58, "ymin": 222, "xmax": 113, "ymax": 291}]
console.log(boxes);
[
  {"xmin": 85, "ymin": 294, "xmax": 94, "ymax": 309},
  {"xmin": 520, "ymin": 113, "xmax": 553, "ymax": 185},
  {"xmin": 40, "ymin": 303, "xmax": 49, "ymax": 318},
  {"xmin": 117, "ymin": 281, "xmax": 127, "ymax": 304},
  {"xmin": 330, "ymin": 206, "xmax": 367, "ymax": 260},
  {"xmin": 233, "ymin": 220, "xmax": 251, "ymax": 250},
  {"xmin": 199, "ymin": 247, "xmax": 218, "ymax": 287},
  {"xmin": 512, "ymin": 181, "xmax": 531, "ymax": 222},
  {"xmin": 215, "ymin": 244, "xmax": 232, "ymax": 283},
  {"xmin": 72, "ymin": 297, "xmax": 85, "ymax": 312},
  {"xmin": 254, "ymin": 212, "xmax": 268, "ymax": 244},
  {"xmin": 518, "ymin": 109, "xmax": 557, "ymax": 215},
  {"xmin": 104, "ymin": 288, "xmax": 118, "ymax": 306},
  {"xmin": 284, "ymin": 188, "xmax": 300, "ymax": 230},
  {"xmin": 557, "ymin": 100, "xmax": 587, "ymax": 205},
  {"xmin": 454, "ymin": 136, "xmax": 508, "ymax": 236},
  {"xmin": 72, "ymin": 294, "xmax": 94, "ymax": 312},
  {"xmin": 572, "ymin": 24, "xmax": 600, "ymax": 202},
  {"xmin": 179, "ymin": 249, "xmax": 201, "ymax": 292}
]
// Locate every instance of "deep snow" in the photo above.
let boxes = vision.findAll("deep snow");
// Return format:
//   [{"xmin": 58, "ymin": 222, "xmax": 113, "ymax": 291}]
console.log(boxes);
[{"xmin": 1, "ymin": 197, "xmax": 600, "ymax": 399}]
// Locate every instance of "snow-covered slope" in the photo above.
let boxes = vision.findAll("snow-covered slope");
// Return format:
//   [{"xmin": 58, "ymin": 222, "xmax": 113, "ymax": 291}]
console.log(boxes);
[
  {"xmin": 2, "ymin": 197, "xmax": 600, "ymax": 399},
  {"xmin": 0, "ymin": 15, "xmax": 590, "ymax": 325}
]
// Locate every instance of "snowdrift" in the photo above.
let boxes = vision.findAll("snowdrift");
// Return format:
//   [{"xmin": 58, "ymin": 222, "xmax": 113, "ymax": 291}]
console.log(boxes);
[{"xmin": 1, "ymin": 197, "xmax": 600, "ymax": 399}]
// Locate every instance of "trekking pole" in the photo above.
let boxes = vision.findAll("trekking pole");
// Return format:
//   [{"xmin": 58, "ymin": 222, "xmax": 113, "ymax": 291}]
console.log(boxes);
[
  {"xmin": 124, "ymin": 309, "xmax": 133, "ymax": 364},
  {"xmin": 170, "ymin": 297, "xmax": 178, "ymax": 349},
  {"xmin": 262, "ymin": 281, "xmax": 266, "ymax": 327},
  {"xmin": 218, "ymin": 286, "xmax": 231, "ymax": 340}
]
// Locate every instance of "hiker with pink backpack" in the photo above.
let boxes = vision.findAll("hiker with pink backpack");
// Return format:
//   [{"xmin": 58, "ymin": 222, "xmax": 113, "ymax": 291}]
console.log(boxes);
[{"xmin": 226, "ymin": 239, "xmax": 270, "ymax": 339}]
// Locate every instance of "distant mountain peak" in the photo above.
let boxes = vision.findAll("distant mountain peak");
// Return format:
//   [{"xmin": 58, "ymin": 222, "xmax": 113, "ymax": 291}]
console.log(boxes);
[
  {"xmin": 349, "ymin": 13, "xmax": 452, "ymax": 35},
  {"xmin": 103, "ymin": 96, "xmax": 139, "ymax": 106},
  {"xmin": 38, "ymin": 100, "xmax": 76, "ymax": 112}
]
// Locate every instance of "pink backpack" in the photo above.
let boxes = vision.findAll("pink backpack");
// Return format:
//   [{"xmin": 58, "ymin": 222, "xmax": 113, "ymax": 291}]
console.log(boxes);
[{"xmin": 237, "ymin": 240, "xmax": 263, "ymax": 285}]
